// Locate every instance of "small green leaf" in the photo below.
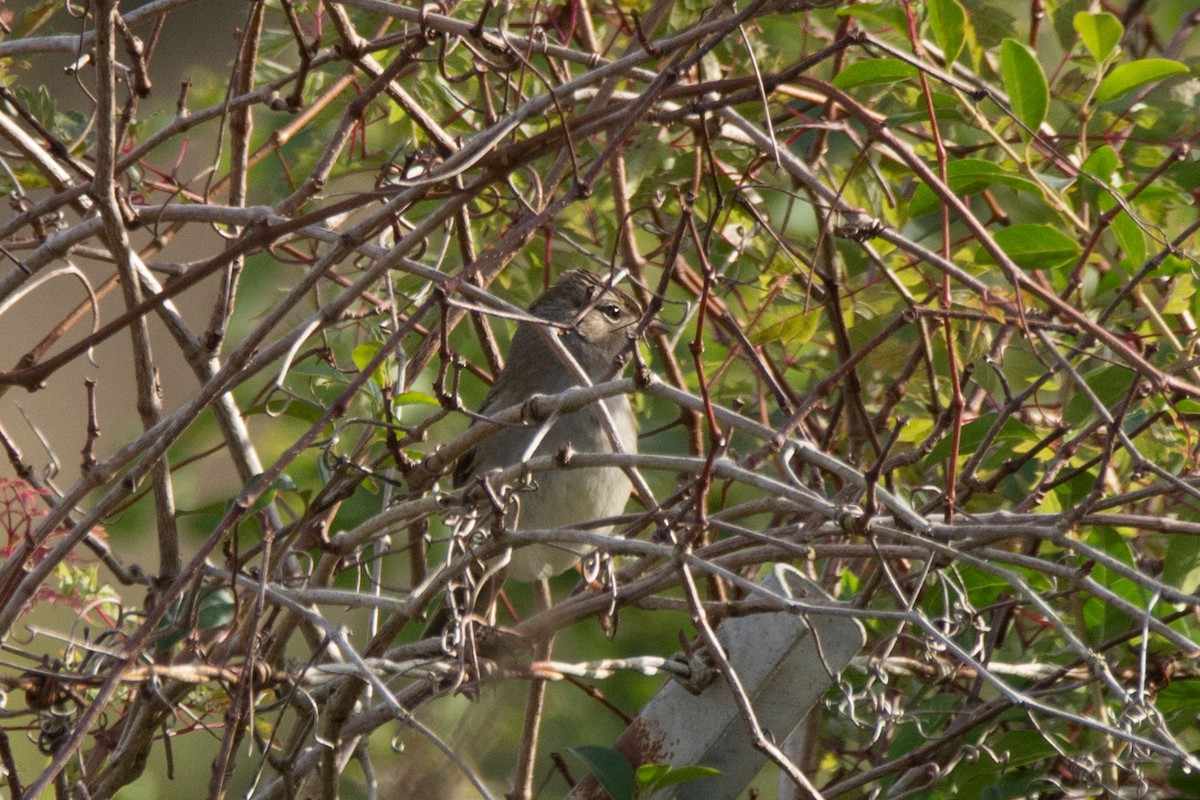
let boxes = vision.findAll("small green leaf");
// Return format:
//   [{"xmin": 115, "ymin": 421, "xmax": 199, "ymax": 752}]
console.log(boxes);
[
  {"xmin": 1096, "ymin": 58, "xmax": 1188, "ymax": 104},
  {"xmin": 154, "ymin": 588, "xmax": 237, "ymax": 651},
  {"xmin": 639, "ymin": 764, "xmax": 722, "ymax": 791},
  {"xmin": 908, "ymin": 158, "xmax": 1043, "ymax": 216},
  {"xmin": 1064, "ymin": 365, "xmax": 1134, "ymax": 425},
  {"xmin": 634, "ymin": 764, "xmax": 671, "ymax": 787},
  {"xmin": 393, "ymin": 391, "xmax": 440, "ymax": 407},
  {"xmin": 352, "ymin": 342, "xmax": 386, "ymax": 378},
  {"xmin": 351, "ymin": 341, "xmax": 382, "ymax": 373},
  {"xmin": 1073, "ymin": 12, "xmax": 1123, "ymax": 64},
  {"xmin": 928, "ymin": 0, "xmax": 967, "ymax": 65},
  {"xmin": 569, "ymin": 746, "xmax": 635, "ymax": 800},
  {"xmin": 241, "ymin": 472, "xmax": 295, "ymax": 516},
  {"xmin": 749, "ymin": 307, "xmax": 820, "ymax": 347},
  {"xmin": 14, "ymin": 0, "xmax": 59, "ymax": 37},
  {"xmin": 1160, "ymin": 272, "xmax": 1195, "ymax": 315},
  {"xmin": 1000, "ymin": 39, "xmax": 1049, "ymax": 134},
  {"xmin": 925, "ymin": 414, "xmax": 1035, "ymax": 465},
  {"xmin": 1110, "ymin": 208, "xmax": 1146, "ymax": 268},
  {"xmin": 990, "ymin": 729, "xmax": 1059, "ymax": 770},
  {"xmin": 1080, "ymin": 145, "xmax": 1119, "ymax": 183},
  {"xmin": 352, "ymin": 341, "xmax": 398, "ymax": 388},
  {"xmin": 1166, "ymin": 534, "xmax": 1200, "ymax": 597},
  {"xmin": 271, "ymin": 473, "xmax": 298, "ymax": 493},
  {"xmin": 836, "ymin": 2, "xmax": 907, "ymax": 31},
  {"xmin": 196, "ymin": 588, "xmax": 237, "ymax": 631},
  {"xmin": 992, "ymin": 223, "xmax": 1081, "ymax": 270},
  {"xmin": 831, "ymin": 59, "xmax": 918, "ymax": 89},
  {"xmin": 1097, "ymin": 189, "xmax": 1147, "ymax": 269},
  {"xmin": 1077, "ymin": 145, "xmax": 1120, "ymax": 206}
]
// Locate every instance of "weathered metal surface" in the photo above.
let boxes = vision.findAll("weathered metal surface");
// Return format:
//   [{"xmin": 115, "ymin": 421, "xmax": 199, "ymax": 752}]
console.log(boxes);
[{"xmin": 567, "ymin": 563, "xmax": 865, "ymax": 800}]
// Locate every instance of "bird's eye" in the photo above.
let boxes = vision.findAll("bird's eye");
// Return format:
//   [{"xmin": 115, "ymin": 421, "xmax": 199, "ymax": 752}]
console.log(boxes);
[{"xmin": 598, "ymin": 303, "xmax": 623, "ymax": 321}]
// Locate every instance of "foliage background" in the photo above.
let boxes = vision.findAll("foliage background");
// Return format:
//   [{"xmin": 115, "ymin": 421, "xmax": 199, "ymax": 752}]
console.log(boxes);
[{"xmin": 2, "ymin": 0, "xmax": 1200, "ymax": 797}]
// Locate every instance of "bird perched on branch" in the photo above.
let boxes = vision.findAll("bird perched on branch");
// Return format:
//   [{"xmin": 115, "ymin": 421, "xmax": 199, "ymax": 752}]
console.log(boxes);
[{"xmin": 452, "ymin": 269, "xmax": 649, "ymax": 583}]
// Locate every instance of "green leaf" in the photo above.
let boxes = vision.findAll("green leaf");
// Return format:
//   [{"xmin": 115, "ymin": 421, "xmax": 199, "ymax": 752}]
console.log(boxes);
[
  {"xmin": 955, "ymin": 564, "xmax": 1029, "ymax": 607},
  {"xmin": 831, "ymin": 58, "xmax": 918, "ymax": 90},
  {"xmin": 1064, "ymin": 365, "xmax": 1134, "ymax": 425},
  {"xmin": 883, "ymin": 90, "xmax": 970, "ymax": 127},
  {"xmin": 568, "ymin": 746, "xmax": 635, "ymax": 800},
  {"xmin": 240, "ymin": 472, "xmax": 296, "ymax": 516},
  {"xmin": 196, "ymin": 588, "xmax": 237, "ymax": 631},
  {"xmin": 393, "ymin": 391, "xmax": 440, "ymax": 407},
  {"xmin": 953, "ymin": 729, "xmax": 1058, "ymax": 797},
  {"xmin": 836, "ymin": 2, "xmax": 907, "ymax": 31},
  {"xmin": 925, "ymin": 414, "xmax": 1035, "ymax": 465},
  {"xmin": 154, "ymin": 588, "xmax": 237, "ymax": 651},
  {"xmin": 14, "ymin": 0, "xmax": 59, "ymax": 37},
  {"xmin": 1081, "ymin": 527, "xmax": 1138, "ymax": 641},
  {"xmin": 968, "ymin": 3, "xmax": 1017, "ymax": 51},
  {"xmin": 634, "ymin": 764, "xmax": 671, "ymax": 787},
  {"xmin": 909, "ymin": 158, "xmax": 1044, "ymax": 216},
  {"xmin": 1096, "ymin": 188, "xmax": 1147, "ymax": 269},
  {"xmin": 351, "ymin": 341, "xmax": 381, "ymax": 372},
  {"xmin": 1077, "ymin": 145, "xmax": 1120, "ymax": 207},
  {"xmin": 1161, "ymin": 272, "xmax": 1195, "ymax": 315},
  {"xmin": 1000, "ymin": 39, "xmax": 1049, "ymax": 134},
  {"xmin": 1170, "ymin": 157, "xmax": 1200, "ymax": 191},
  {"xmin": 749, "ymin": 307, "xmax": 820, "ymax": 347},
  {"xmin": 928, "ymin": 0, "xmax": 967, "ymax": 65},
  {"xmin": 993, "ymin": 224, "xmax": 1080, "ymax": 270},
  {"xmin": 638, "ymin": 764, "xmax": 722, "ymax": 792},
  {"xmin": 1110, "ymin": 208, "xmax": 1146, "ymax": 268},
  {"xmin": 352, "ymin": 341, "xmax": 398, "ymax": 387},
  {"xmin": 1096, "ymin": 58, "xmax": 1188, "ymax": 104},
  {"xmin": 1080, "ymin": 145, "xmax": 1119, "ymax": 182},
  {"xmin": 1073, "ymin": 12, "xmax": 1122, "ymax": 64}
]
